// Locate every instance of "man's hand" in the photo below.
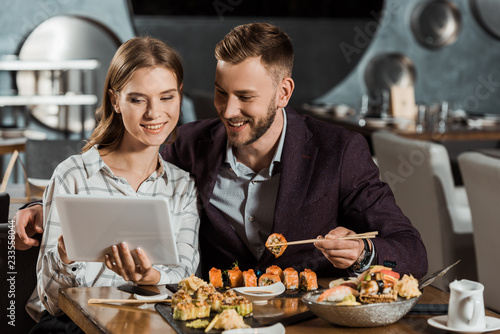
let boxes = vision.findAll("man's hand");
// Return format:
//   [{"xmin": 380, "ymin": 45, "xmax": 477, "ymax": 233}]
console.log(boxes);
[
  {"xmin": 105, "ymin": 242, "xmax": 160, "ymax": 285},
  {"xmin": 13, "ymin": 204, "xmax": 44, "ymax": 250},
  {"xmin": 314, "ymin": 227, "xmax": 365, "ymax": 269}
]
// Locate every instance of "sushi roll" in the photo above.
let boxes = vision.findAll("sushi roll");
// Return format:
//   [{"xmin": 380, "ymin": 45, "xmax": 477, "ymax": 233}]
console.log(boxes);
[
  {"xmin": 209, "ymin": 267, "xmax": 224, "ymax": 288},
  {"xmin": 221, "ymin": 296, "xmax": 253, "ymax": 316},
  {"xmin": 223, "ymin": 290, "xmax": 238, "ymax": 298},
  {"xmin": 206, "ymin": 291, "xmax": 224, "ymax": 313},
  {"xmin": 172, "ymin": 289, "xmax": 192, "ymax": 307},
  {"xmin": 299, "ymin": 269, "xmax": 318, "ymax": 291},
  {"xmin": 258, "ymin": 273, "xmax": 281, "ymax": 286},
  {"xmin": 266, "ymin": 265, "xmax": 284, "ymax": 282},
  {"xmin": 195, "ymin": 284, "xmax": 216, "ymax": 301},
  {"xmin": 173, "ymin": 300, "xmax": 211, "ymax": 321},
  {"xmin": 228, "ymin": 267, "xmax": 244, "ymax": 288},
  {"xmin": 283, "ymin": 267, "xmax": 299, "ymax": 290},
  {"xmin": 242, "ymin": 269, "xmax": 257, "ymax": 287},
  {"xmin": 317, "ymin": 286, "xmax": 360, "ymax": 305}
]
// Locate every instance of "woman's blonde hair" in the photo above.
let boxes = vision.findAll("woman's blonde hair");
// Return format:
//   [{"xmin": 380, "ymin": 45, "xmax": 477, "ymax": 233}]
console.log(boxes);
[{"xmin": 83, "ymin": 36, "xmax": 183, "ymax": 152}]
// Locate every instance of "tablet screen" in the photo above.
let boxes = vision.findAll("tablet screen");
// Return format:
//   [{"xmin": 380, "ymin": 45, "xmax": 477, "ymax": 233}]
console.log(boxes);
[{"xmin": 55, "ymin": 195, "xmax": 179, "ymax": 265}]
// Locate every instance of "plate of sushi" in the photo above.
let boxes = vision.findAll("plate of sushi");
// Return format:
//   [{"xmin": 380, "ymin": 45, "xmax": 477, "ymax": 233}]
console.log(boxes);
[{"xmin": 301, "ymin": 265, "xmax": 422, "ymax": 327}]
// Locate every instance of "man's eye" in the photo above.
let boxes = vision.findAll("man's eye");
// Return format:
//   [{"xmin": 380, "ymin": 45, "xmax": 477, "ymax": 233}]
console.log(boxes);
[
  {"xmin": 240, "ymin": 96, "xmax": 252, "ymax": 101},
  {"xmin": 131, "ymin": 98, "xmax": 144, "ymax": 103},
  {"xmin": 216, "ymin": 90, "xmax": 227, "ymax": 96},
  {"xmin": 161, "ymin": 96, "xmax": 174, "ymax": 101}
]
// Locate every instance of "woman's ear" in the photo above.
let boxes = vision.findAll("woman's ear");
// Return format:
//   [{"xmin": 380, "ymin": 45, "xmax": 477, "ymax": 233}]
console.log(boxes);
[
  {"xmin": 276, "ymin": 77, "xmax": 295, "ymax": 109},
  {"xmin": 108, "ymin": 89, "xmax": 119, "ymax": 112}
]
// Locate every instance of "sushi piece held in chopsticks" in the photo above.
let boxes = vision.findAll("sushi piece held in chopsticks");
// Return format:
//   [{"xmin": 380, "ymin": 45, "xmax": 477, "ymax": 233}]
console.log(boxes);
[
  {"xmin": 258, "ymin": 273, "xmax": 281, "ymax": 286},
  {"xmin": 209, "ymin": 267, "xmax": 223, "ymax": 288},
  {"xmin": 283, "ymin": 267, "xmax": 299, "ymax": 290},
  {"xmin": 299, "ymin": 269, "xmax": 318, "ymax": 291},
  {"xmin": 242, "ymin": 269, "xmax": 257, "ymax": 287},
  {"xmin": 265, "ymin": 233, "xmax": 288, "ymax": 258}
]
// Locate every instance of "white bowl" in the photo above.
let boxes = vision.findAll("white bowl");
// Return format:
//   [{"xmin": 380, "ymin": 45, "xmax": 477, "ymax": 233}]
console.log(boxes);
[{"xmin": 232, "ymin": 282, "xmax": 285, "ymax": 305}]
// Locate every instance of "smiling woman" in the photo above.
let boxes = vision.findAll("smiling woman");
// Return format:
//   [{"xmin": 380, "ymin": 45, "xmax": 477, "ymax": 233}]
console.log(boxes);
[{"xmin": 26, "ymin": 37, "xmax": 201, "ymax": 333}]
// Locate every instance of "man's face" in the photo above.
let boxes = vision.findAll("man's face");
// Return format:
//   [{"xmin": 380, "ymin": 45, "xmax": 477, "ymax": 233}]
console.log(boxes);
[{"xmin": 214, "ymin": 57, "xmax": 281, "ymax": 148}]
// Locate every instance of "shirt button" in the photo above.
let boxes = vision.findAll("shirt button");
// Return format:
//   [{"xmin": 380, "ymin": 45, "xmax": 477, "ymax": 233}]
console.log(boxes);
[
  {"xmin": 248, "ymin": 216, "xmax": 254, "ymax": 222},
  {"xmin": 72, "ymin": 267, "xmax": 77, "ymax": 272}
]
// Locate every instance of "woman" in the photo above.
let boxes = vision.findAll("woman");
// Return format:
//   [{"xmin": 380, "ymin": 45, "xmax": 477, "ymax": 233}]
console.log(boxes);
[{"xmin": 26, "ymin": 37, "xmax": 200, "ymax": 327}]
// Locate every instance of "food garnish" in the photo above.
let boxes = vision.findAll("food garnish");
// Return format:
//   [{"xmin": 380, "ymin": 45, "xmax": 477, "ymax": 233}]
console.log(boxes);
[
  {"xmin": 179, "ymin": 274, "xmax": 208, "ymax": 294},
  {"xmin": 186, "ymin": 319, "xmax": 210, "ymax": 329},
  {"xmin": 205, "ymin": 309, "xmax": 249, "ymax": 331}
]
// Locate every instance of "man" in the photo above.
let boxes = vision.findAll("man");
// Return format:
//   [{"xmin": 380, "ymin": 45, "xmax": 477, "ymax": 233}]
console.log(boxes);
[{"xmin": 15, "ymin": 23, "xmax": 427, "ymax": 279}]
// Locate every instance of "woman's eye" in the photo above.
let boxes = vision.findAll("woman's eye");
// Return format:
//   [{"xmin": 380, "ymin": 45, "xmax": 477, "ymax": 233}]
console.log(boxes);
[{"xmin": 131, "ymin": 98, "xmax": 144, "ymax": 103}]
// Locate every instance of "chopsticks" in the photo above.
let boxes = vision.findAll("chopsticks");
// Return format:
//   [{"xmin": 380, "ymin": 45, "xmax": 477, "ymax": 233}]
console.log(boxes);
[
  {"xmin": 270, "ymin": 231, "xmax": 378, "ymax": 247},
  {"xmin": 88, "ymin": 298, "xmax": 171, "ymax": 305}
]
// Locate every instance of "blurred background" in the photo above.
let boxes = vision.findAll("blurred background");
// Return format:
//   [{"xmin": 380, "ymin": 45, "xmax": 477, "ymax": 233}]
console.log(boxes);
[{"xmin": 0, "ymin": 0, "xmax": 500, "ymax": 178}]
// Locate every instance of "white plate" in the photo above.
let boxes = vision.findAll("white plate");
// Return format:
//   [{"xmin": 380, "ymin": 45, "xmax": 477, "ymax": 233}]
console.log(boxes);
[
  {"xmin": 222, "ymin": 322, "xmax": 285, "ymax": 334},
  {"xmin": 428, "ymin": 315, "xmax": 500, "ymax": 333},
  {"xmin": 133, "ymin": 292, "xmax": 171, "ymax": 300},
  {"xmin": 233, "ymin": 282, "xmax": 285, "ymax": 305}
]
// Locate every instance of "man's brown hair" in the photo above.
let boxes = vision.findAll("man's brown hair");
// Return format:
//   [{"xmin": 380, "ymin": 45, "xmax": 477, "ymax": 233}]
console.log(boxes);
[{"xmin": 215, "ymin": 23, "xmax": 293, "ymax": 84}]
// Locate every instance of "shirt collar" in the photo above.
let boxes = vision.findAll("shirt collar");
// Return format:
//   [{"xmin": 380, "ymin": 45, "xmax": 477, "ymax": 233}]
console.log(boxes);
[
  {"xmin": 224, "ymin": 108, "xmax": 287, "ymax": 177},
  {"xmin": 82, "ymin": 146, "xmax": 165, "ymax": 180}
]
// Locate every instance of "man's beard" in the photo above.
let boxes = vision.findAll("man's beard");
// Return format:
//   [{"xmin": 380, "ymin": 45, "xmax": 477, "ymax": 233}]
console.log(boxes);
[{"xmin": 227, "ymin": 96, "xmax": 277, "ymax": 148}]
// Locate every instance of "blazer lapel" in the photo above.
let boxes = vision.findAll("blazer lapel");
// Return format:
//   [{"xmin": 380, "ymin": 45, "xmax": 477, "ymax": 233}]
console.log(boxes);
[{"xmin": 272, "ymin": 109, "xmax": 318, "ymax": 236}]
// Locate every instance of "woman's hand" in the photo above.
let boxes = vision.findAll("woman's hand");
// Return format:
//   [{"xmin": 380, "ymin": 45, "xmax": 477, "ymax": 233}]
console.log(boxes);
[
  {"xmin": 104, "ymin": 242, "xmax": 160, "ymax": 285},
  {"xmin": 57, "ymin": 235, "xmax": 74, "ymax": 265},
  {"xmin": 314, "ymin": 227, "xmax": 365, "ymax": 269}
]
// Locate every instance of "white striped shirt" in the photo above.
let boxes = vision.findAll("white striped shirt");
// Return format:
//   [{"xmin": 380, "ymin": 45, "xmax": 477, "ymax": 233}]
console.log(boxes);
[{"xmin": 26, "ymin": 147, "xmax": 200, "ymax": 320}]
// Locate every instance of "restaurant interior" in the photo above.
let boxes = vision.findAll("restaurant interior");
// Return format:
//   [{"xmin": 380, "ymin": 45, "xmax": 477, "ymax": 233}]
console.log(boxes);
[{"xmin": 1, "ymin": 0, "xmax": 500, "ymax": 333}]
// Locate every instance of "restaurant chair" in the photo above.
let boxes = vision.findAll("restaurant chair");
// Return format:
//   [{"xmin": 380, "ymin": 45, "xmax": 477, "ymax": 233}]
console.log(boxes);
[
  {"xmin": 24, "ymin": 139, "xmax": 85, "ymax": 180},
  {"xmin": 0, "ymin": 192, "xmax": 40, "ymax": 333},
  {"xmin": 458, "ymin": 151, "xmax": 500, "ymax": 312},
  {"xmin": 372, "ymin": 131, "xmax": 477, "ymax": 290}
]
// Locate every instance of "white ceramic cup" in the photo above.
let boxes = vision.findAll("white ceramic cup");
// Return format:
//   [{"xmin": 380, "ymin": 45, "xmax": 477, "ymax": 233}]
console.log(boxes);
[{"xmin": 447, "ymin": 279, "xmax": 486, "ymax": 331}]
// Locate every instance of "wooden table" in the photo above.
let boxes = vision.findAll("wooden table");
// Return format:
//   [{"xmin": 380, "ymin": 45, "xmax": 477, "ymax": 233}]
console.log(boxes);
[{"xmin": 58, "ymin": 279, "xmax": 500, "ymax": 334}]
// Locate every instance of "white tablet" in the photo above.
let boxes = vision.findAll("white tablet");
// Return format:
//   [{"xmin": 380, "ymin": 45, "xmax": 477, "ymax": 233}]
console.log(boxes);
[{"xmin": 54, "ymin": 194, "xmax": 179, "ymax": 265}]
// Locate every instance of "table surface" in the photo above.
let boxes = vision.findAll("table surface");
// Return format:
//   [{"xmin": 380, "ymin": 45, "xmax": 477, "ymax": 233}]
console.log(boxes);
[{"xmin": 58, "ymin": 279, "xmax": 500, "ymax": 334}]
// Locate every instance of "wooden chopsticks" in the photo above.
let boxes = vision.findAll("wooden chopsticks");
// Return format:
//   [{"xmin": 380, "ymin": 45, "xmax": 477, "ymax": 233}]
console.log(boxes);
[
  {"xmin": 270, "ymin": 231, "xmax": 378, "ymax": 247},
  {"xmin": 88, "ymin": 298, "xmax": 171, "ymax": 305}
]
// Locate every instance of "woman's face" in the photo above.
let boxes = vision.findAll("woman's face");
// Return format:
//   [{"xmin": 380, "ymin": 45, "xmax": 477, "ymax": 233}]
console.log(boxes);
[{"xmin": 111, "ymin": 66, "xmax": 181, "ymax": 150}]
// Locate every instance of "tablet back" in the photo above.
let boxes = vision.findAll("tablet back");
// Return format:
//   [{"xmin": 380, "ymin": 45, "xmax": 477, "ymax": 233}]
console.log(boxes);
[{"xmin": 55, "ymin": 195, "xmax": 179, "ymax": 265}]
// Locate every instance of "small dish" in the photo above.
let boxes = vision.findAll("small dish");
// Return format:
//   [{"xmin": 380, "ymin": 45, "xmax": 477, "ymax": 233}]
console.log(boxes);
[
  {"xmin": 233, "ymin": 282, "xmax": 285, "ymax": 305},
  {"xmin": 222, "ymin": 322, "xmax": 285, "ymax": 334},
  {"xmin": 428, "ymin": 315, "xmax": 500, "ymax": 333},
  {"xmin": 133, "ymin": 292, "xmax": 171, "ymax": 300}
]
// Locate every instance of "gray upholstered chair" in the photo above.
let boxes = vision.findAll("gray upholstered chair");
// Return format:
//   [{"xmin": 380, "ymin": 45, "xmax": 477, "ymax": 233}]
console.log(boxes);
[
  {"xmin": 458, "ymin": 151, "xmax": 500, "ymax": 312},
  {"xmin": 372, "ymin": 131, "xmax": 477, "ymax": 290}
]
